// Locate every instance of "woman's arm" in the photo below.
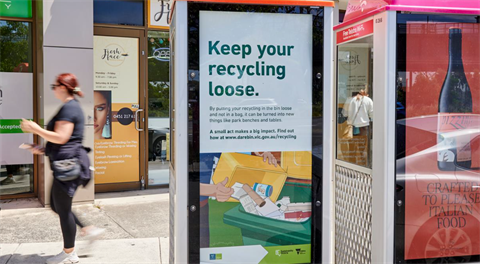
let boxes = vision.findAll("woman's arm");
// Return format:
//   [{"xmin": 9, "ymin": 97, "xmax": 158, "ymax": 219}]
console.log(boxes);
[{"xmin": 21, "ymin": 119, "xmax": 74, "ymax": 144}]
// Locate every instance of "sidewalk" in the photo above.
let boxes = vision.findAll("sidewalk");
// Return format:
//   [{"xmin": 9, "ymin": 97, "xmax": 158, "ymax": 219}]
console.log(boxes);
[{"xmin": 0, "ymin": 189, "xmax": 169, "ymax": 264}]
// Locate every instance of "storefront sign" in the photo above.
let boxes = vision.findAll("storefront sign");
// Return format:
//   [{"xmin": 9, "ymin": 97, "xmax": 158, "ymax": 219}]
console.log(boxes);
[
  {"xmin": 199, "ymin": 11, "xmax": 312, "ymax": 264},
  {"xmin": 0, "ymin": 0, "xmax": 32, "ymax": 18},
  {"xmin": 153, "ymin": 47, "xmax": 170, "ymax": 61},
  {"xmin": 148, "ymin": 0, "xmax": 171, "ymax": 29},
  {"xmin": 404, "ymin": 22, "xmax": 480, "ymax": 260},
  {"xmin": 93, "ymin": 36, "xmax": 139, "ymax": 184},
  {"xmin": 0, "ymin": 73, "xmax": 33, "ymax": 165},
  {"xmin": 337, "ymin": 20, "xmax": 374, "ymax": 44}
]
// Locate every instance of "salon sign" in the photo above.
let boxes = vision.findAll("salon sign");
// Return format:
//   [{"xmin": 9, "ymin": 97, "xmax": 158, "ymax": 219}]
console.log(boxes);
[
  {"xmin": 337, "ymin": 20, "xmax": 374, "ymax": 44},
  {"xmin": 148, "ymin": 0, "xmax": 171, "ymax": 29}
]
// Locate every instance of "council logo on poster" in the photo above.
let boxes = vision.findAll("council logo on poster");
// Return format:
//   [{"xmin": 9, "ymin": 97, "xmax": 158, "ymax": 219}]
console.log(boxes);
[{"xmin": 101, "ymin": 44, "xmax": 129, "ymax": 67}]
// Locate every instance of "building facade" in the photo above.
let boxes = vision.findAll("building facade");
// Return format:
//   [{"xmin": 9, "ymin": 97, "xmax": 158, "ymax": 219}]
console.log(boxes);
[{"xmin": 0, "ymin": 0, "xmax": 172, "ymax": 205}]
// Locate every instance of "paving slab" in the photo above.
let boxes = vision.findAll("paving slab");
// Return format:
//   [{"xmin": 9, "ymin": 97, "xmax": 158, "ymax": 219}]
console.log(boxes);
[
  {"xmin": 97, "ymin": 201, "xmax": 169, "ymax": 239},
  {"xmin": 0, "ymin": 204, "xmax": 129, "ymax": 244},
  {"xmin": 0, "ymin": 244, "xmax": 19, "ymax": 264},
  {"xmin": 159, "ymin": 237, "xmax": 169, "ymax": 264},
  {"xmin": 4, "ymin": 238, "xmax": 160, "ymax": 264}
]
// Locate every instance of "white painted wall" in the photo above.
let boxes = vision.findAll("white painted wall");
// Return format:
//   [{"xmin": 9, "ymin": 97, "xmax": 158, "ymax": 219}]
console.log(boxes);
[{"xmin": 41, "ymin": 0, "xmax": 94, "ymax": 205}]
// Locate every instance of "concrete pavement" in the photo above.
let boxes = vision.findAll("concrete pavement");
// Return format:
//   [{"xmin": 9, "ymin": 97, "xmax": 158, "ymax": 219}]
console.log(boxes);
[{"xmin": 0, "ymin": 189, "xmax": 169, "ymax": 264}]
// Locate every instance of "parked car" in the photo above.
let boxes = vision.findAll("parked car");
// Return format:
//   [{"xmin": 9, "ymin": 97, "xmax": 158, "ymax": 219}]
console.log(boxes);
[{"xmin": 148, "ymin": 127, "xmax": 169, "ymax": 161}]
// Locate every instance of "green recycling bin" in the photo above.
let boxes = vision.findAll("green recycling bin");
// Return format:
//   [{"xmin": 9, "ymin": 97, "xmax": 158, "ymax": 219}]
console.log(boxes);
[{"xmin": 223, "ymin": 181, "xmax": 311, "ymax": 247}]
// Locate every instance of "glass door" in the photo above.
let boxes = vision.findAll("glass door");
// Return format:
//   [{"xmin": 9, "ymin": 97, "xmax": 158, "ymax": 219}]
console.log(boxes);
[
  {"xmin": 147, "ymin": 30, "xmax": 170, "ymax": 187},
  {"xmin": 93, "ymin": 27, "xmax": 146, "ymax": 191},
  {"xmin": 335, "ymin": 31, "xmax": 374, "ymax": 264}
]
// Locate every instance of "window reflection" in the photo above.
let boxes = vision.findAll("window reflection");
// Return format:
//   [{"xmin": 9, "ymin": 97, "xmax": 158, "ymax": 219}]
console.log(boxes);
[
  {"xmin": 147, "ymin": 31, "xmax": 170, "ymax": 186},
  {"xmin": 94, "ymin": 0, "xmax": 144, "ymax": 26},
  {"xmin": 0, "ymin": 21, "xmax": 32, "ymax": 73},
  {"xmin": 336, "ymin": 36, "xmax": 374, "ymax": 168}
]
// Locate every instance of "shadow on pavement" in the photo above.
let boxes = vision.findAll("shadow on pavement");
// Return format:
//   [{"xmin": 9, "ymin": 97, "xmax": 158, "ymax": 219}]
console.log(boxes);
[
  {"xmin": 0, "ymin": 198, "xmax": 43, "ymax": 211},
  {"xmin": 3, "ymin": 253, "xmax": 51, "ymax": 264}
]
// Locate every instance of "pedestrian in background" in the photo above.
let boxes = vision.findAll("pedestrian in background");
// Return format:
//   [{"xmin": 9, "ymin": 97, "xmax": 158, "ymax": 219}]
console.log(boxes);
[{"xmin": 21, "ymin": 73, "xmax": 103, "ymax": 264}]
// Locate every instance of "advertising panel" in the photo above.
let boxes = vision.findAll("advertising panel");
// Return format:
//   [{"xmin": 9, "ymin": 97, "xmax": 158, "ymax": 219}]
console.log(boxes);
[
  {"xmin": 0, "ymin": 73, "xmax": 33, "ymax": 165},
  {"xmin": 199, "ymin": 11, "xmax": 312, "ymax": 264},
  {"xmin": 93, "ymin": 36, "xmax": 139, "ymax": 184},
  {"xmin": 404, "ymin": 22, "xmax": 480, "ymax": 260}
]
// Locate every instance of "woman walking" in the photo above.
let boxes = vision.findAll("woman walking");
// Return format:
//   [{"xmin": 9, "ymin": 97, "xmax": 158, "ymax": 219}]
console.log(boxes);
[{"xmin": 21, "ymin": 73, "xmax": 102, "ymax": 264}]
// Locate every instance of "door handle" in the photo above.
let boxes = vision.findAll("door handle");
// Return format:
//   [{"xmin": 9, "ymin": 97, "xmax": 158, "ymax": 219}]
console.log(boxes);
[{"xmin": 135, "ymin": 109, "xmax": 144, "ymax": 132}]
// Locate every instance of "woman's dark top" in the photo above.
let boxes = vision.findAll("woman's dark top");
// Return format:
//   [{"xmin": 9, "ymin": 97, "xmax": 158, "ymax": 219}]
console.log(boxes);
[{"xmin": 45, "ymin": 99, "xmax": 91, "ymax": 197}]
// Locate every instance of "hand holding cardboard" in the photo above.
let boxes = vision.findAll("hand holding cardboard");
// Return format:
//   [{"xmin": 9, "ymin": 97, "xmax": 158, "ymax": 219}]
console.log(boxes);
[{"xmin": 200, "ymin": 177, "xmax": 234, "ymax": 202}]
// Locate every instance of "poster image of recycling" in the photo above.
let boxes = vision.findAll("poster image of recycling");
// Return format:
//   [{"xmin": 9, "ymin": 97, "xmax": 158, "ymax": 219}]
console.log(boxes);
[
  {"xmin": 93, "ymin": 36, "xmax": 140, "ymax": 184},
  {"xmin": 403, "ymin": 22, "xmax": 480, "ymax": 260},
  {"xmin": 199, "ymin": 11, "xmax": 312, "ymax": 263}
]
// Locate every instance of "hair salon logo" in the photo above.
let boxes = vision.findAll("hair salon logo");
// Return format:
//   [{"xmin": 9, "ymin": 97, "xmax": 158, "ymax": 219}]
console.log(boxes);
[
  {"xmin": 153, "ymin": 0, "xmax": 171, "ymax": 23},
  {"xmin": 102, "ymin": 44, "xmax": 128, "ymax": 67},
  {"xmin": 153, "ymin": 47, "xmax": 170, "ymax": 62}
]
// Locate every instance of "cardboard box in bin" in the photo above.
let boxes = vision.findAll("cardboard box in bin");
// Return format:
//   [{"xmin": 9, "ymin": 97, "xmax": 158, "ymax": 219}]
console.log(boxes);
[
  {"xmin": 212, "ymin": 153, "xmax": 287, "ymax": 203},
  {"xmin": 281, "ymin": 151, "xmax": 311, "ymax": 179}
]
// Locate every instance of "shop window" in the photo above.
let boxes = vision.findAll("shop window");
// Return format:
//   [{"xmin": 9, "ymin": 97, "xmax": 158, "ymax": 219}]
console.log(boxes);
[
  {"xmin": 0, "ymin": 21, "xmax": 32, "ymax": 73},
  {"xmin": 336, "ymin": 36, "xmax": 374, "ymax": 168},
  {"xmin": 147, "ymin": 31, "xmax": 170, "ymax": 186},
  {"xmin": 0, "ymin": 20, "xmax": 34, "ymax": 196},
  {"xmin": 94, "ymin": 0, "xmax": 144, "ymax": 26}
]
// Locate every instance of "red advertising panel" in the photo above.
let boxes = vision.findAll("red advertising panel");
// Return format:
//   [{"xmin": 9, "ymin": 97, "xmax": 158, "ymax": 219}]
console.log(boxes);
[
  {"xmin": 404, "ymin": 22, "xmax": 480, "ymax": 260},
  {"xmin": 336, "ymin": 20, "xmax": 374, "ymax": 44}
]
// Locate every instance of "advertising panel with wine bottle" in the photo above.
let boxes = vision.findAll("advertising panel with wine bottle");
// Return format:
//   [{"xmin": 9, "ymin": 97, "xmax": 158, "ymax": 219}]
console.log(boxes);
[{"xmin": 403, "ymin": 22, "xmax": 480, "ymax": 260}]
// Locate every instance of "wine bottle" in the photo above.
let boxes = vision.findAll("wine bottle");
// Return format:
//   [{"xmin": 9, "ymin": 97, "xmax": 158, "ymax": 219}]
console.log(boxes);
[{"xmin": 437, "ymin": 28, "xmax": 473, "ymax": 171}]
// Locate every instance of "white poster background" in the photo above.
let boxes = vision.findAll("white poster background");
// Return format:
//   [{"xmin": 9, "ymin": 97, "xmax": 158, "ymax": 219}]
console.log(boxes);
[
  {"xmin": 0, "ymin": 73, "xmax": 33, "ymax": 165},
  {"xmin": 94, "ymin": 36, "xmax": 139, "ymax": 103},
  {"xmin": 199, "ymin": 11, "xmax": 312, "ymax": 153}
]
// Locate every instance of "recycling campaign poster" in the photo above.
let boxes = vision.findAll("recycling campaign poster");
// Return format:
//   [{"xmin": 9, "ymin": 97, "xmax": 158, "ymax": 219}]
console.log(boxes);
[
  {"xmin": 404, "ymin": 22, "xmax": 480, "ymax": 260},
  {"xmin": 199, "ymin": 11, "xmax": 313, "ymax": 264}
]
